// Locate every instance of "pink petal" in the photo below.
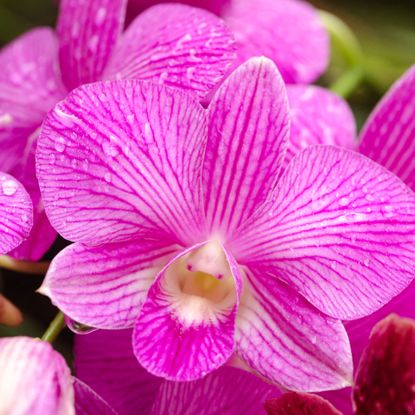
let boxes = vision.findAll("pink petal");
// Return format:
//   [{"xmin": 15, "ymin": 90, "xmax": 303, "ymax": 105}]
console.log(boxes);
[
  {"xmin": 104, "ymin": 4, "xmax": 236, "ymax": 99},
  {"xmin": 359, "ymin": 65, "xmax": 415, "ymax": 191},
  {"xmin": 127, "ymin": 0, "xmax": 229, "ymax": 17},
  {"xmin": 223, "ymin": 0, "xmax": 330, "ymax": 83},
  {"xmin": 57, "ymin": 0, "xmax": 127, "ymax": 90},
  {"xmin": 286, "ymin": 85, "xmax": 357, "ymax": 167},
  {"xmin": 0, "ymin": 172, "xmax": 33, "ymax": 255},
  {"xmin": 152, "ymin": 366, "xmax": 279, "ymax": 415},
  {"xmin": 40, "ymin": 240, "xmax": 177, "ymax": 329},
  {"xmin": 353, "ymin": 315, "xmax": 415, "ymax": 414},
  {"xmin": 37, "ymin": 80, "xmax": 207, "ymax": 246},
  {"xmin": 8, "ymin": 129, "xmax": 56, "ymax": 260},
  {"xmin": 236, "ymin": 270, "xmax": 352, "ymax": 391},
  {"xmin": 75, "ymin": 330, "xmax": 162, "ymax": 415},
  {"xmin": 0, "ymin": 27, "xmax": 66, "ymax": 172},
  {"xmin": 73, "ymin": 379, "xmax": 117, "ymax": 415},
  {"xmin": 204, "ymin": 57, "xmax": 289, "ymax": 238},
  {"xmin": 232, "ymin": 145, "xmax": 415, "ymax": 320},
  {"xmin": 0, "ymin": 337, "xmax": 74, "ymax": 415},
  {"xmin": 133, "ymin": 243, "xmax": 242, "ymax": 381},
  {"xmin": 265, "ymin": 392, "xmax": 342, "ymax": 415}
]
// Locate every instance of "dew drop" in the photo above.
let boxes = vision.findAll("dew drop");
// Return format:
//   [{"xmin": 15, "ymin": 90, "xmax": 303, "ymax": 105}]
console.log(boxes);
[
  {"xmin": 55, "ymin": 136, "xmax": 66, "ymax": 153},
  {"xmin": 66, "ymin": 318, "xmax": 97, "ymax": 335},
  {"xmin": 21, "ymin": 213, "xmax": 29, "ymax": 223},
  {"xmin": 102, "ymin": 140, "xmax": 119, "ymax": 157},
  {"xmin": 95, "ymin": 7, "xmax": 106, "ymax": 25},
  {"xmin": 104, "ymin": 172, "xmax": 112, "ymax": 183},
  {"xmin": 2, "ymin": 180, "xmax": 18, "ymax": 196},
  {"xmin": 339, "ymin": 197, "xmax": 349, "ymax": 206}
]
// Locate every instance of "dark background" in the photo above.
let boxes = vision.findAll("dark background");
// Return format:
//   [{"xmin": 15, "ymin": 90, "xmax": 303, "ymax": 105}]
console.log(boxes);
[{"xmin": 0, "ymin": 0, "xmax": 414, "ymax": 356}]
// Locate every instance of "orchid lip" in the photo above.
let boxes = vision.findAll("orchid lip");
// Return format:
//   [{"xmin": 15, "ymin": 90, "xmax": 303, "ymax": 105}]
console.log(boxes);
[{"xmin": 165, "ymin": 240, "xmax": 237, "ymax": 326}]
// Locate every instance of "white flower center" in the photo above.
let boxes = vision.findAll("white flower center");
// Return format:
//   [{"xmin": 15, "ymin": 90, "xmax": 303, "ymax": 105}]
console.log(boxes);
[{"xmin": 164, "ymin": 241, "xmax": 236, "ymax": 326}]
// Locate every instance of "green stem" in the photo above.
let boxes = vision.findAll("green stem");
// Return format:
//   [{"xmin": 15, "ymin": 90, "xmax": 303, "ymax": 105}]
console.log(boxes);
[
  {"xmin": 319, "ymin": 10, "xmax": 366, "ymax": 98},
  {"xmin": 41, "ymin": 312, "xmax": 65, "ymax": 343}
]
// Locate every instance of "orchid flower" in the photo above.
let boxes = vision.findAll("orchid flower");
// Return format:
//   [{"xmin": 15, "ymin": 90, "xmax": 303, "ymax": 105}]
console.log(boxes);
[
  {"xmin": 284, "ymin": 64, "xmax": 415, "ymax": 412},
  {"xmin": 0, "ymin": 0, "xmax": 235, "ymax": 261},
  {"xmin": 128, "ymin": 0, "xmax": 329, "ymax": 84},
  {"xmin": 0, "ymin": 172, "xmax": 32, "ymax": 325},
  {"xmin": 0, "ymin": 336, "xmax": 117, "ymax": 415},
  {"xmin": 36, "ymin": 57, "xmax": 415, "ymax": 390},
  {"xmin": 74, "ymin": 329, "xmax": 279, "ymax": 415},
  {"xmin": 266, "ymin": 315, "xmax": 415, "ymax": 415}
]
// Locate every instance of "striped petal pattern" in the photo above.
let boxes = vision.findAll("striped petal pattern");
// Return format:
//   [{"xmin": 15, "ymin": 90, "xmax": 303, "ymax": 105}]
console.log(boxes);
[
  {"xmin": 204, "ymin": 57, "xmax": 289, "ymax": 238},
  {"xmin": 41, "ymin": 240, "xmax": 177, "ymax": 329},
  {"xmin": 0, "ymin": 172, "xmax": 32, "ymax": 255},
  {"xmin": 359, "ymin": 65, "xmax": 415, "ymax": 191},
  {"xmin": 0, "ymin": 28, "xmax": 66, "ymax": 172},
  {"xmin": 57, "ymin": 0, "xmax": 127, "ymax": 90},
  {"xmin": 104, "ymin": 4, "xmax": 236, "ymax": 99},
  {"xmin": 133, "ymin": 244, "xmax": 242, "ymax": 381},
  {"xmin": 232, "ymin": 146, "xmax": 415, "ymax": 320},
  {"xmin": 286, "ymin": 85, "xmax": 357, "ymax": 168},
  {"xmin": 0, "ymin": 337, "xmax": 74, "ymax": 415},
  {"xmin": 236, "ymin": 271, "xmax": 352, "ymax": 391},
  {"xmin": 223, "ymin": 0, "xmax": 329, "ymax": 83},
  {"xmin": 37, "ymin": 80, "xmax": 207, "ymax": 246},
  {"xmin": 8, "ymin": 129, "xmax": 56, "ymax": 260}
]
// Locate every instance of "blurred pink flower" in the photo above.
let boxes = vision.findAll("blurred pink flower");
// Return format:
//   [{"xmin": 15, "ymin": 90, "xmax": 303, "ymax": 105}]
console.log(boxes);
[
  {"xmin": 0, "ymin": 0, "xmax": 235, "ymax": 260},
  {"xmin": 37, "ymin": 57, "xmax": 415, "ymax": 388},
  {"xmin": 0, "ymin": 336, "xmax": 116, "ymax": 415},
  {"xmin": 128, "ymin": 0, "xmax": 330, "ymax": 84}
]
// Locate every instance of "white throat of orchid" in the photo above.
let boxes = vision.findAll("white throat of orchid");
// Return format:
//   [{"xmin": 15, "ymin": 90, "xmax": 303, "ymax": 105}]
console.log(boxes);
[{"xmin": 164, "ymin": 241, "xmax": 236, "ymax": 327}]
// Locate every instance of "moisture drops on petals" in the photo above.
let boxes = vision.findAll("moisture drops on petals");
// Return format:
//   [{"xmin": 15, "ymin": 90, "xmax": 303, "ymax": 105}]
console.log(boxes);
[
  {"xmin": 37, "ymin": 57, "xmax": 415, "ymax": 390},
  {"xmin": 0, "ymin": 0, "xmax": 236, "ymax": 260}
]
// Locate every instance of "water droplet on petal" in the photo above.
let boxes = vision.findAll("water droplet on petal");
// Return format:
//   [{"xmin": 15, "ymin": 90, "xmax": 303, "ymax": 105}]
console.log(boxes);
[
  {"xmin": 2, "ymin": 180, "xmax": 18, "ymax": 196},
  {"xmin": 55, "ymin": 137, "xmax": 66, "ymax": 153},
  {"xmin": 66, "ymin": 318, "xmax": 97, "ymax": 335},
  {"xmin": 104, "ymin": 172, "xmax": 112, "ymax": 183},
  {"xmin": 339, "ymin": 197, "xmax": 349, "ymax": 206}
]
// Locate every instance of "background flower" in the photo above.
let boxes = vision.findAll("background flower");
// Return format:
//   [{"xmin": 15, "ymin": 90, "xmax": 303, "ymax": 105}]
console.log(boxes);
[{"xmin": 0, "ymin": 0, "xmax": 235, "ymax": 260}]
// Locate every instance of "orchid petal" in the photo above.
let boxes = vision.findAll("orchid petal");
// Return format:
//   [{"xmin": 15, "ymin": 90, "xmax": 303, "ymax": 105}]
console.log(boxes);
[
  {"xmin": 41, "ymin": 240, "xmax": 177, "ymax": 329},
  {"xmin": 223, "ymin": 0, "xmax": 329, "ymax": 83},
  {"xmin": 152, "ymin": 366, "xmax": 279, "ymax": 415},
  {"xmin": 37, "ymin": 80, "xmax": 207, "ymax": 246},
  {"xmin": 104, "ymin": 4, "xmax": 235, "ymax": 99},
  {"xmin": 353, "ymin": 315, "xmax": 415, "ymax": 414},
  {"xmin": 0, "ymin": 172, "xmax": 33, "ymax": 255},
  {"xmin": 127, "ymin": 0, "xmax": 229, "ymax": 16},
  {"xmin": 73, "ymin": 379, "xmax": 117, "ymax": 415},
  {"xmin": 57, "ymin": 0, "xmax": 127, "ymax": 90},
  {"xmin": 236, "ymin": 271, "xmax": 352, "ymax": 391},
  {"xmin": 8, "ymin": 129, "xmax": 56, "ymax": 260},
  {"xmin": 286, "ymin": 85, "xmax": 357, "ymax": 167},
  {"xmin": 0, "ymin": 28, "xmax": 65, "ymax": 172},
  {"xmin": 359, "ymin": 65, "xmax": 415, "ymax": 191},
  {"xmin": 133, "ymin": 243, "xmax": 242, "ymax": 381},
  {"xmin": 204, "ymin": 57, "xmax": 289, "ymax": 237},
  {"xmin": 0, "ymin": 337, "xmax": 74, "ymax": 415},
  {"xmin": 75, "ymin": 330, "xmax": 162, "ymax": 415},
  {"xmin": 233, "ymin": 145, "xmax": 415, "ymax": 320},
  {"xmin": 265, "ymin": 392, "xmax": 342, "ymax": 415}
]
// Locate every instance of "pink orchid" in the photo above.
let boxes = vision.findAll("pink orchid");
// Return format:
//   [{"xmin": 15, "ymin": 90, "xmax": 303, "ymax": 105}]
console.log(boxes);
[
  {"xmin": 0, "ymin": 172, "xmax": 32, "ymax": 325},
  {"xmin": 0, "ymin": 0, "xmax": 235, "ymax": 260},
  {"xmin": 0, "ymin": 336, "xmax": 117, "ymax": 415},
  {"xmin": 37, "ymin": 57, "xmax": 415, "ymax": 389},
  {"xmin": 74, "ymin": 329, "xmax": 280, "ymax": 415},
  {"xmin": 285, "ymin": 64, "xmax": 415, "ymax": 413},
  {"xmin": 128, "ymin": 0, "xmax": 330, "ymax": 84},
  {"xmin": 266, "ymin": 315, "xmax": 415, "ymax": 415}
]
